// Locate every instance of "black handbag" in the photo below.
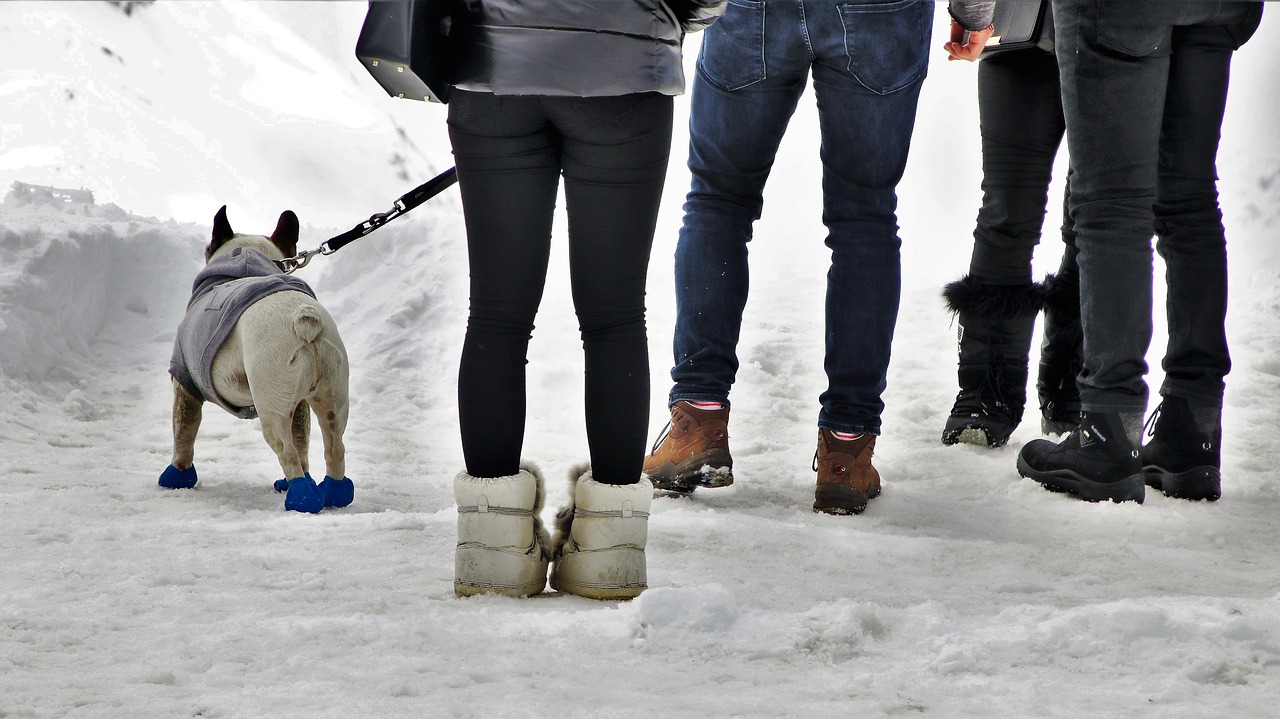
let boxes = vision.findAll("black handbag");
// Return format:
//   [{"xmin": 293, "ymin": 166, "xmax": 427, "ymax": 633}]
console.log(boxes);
[
  {"xmin": 981, "ymin": 0, "xmax": 1054, "ymax": 58},
  {"xmin": 355, "ymin": 0, "xmax": 457, "ymax": 104}
]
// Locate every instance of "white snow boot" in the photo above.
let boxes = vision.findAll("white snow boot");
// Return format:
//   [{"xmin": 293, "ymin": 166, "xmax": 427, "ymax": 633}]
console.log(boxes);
[
  {"xmin": 550, "ymin": 467, "xmax": 652, "ymax": 600},
  {"xmin": 454, "ymin": 467, "xmax": 551, "ymax": 598}
]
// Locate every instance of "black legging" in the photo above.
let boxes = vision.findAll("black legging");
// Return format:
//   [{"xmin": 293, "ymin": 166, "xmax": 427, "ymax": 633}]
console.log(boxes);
[
  {"xmin": 447, "ymin": 91, "xmax": 673, "ymax": 484},
  {"xmin": 969, "ymin": 51, "xmax": 1076, "ymax": 286}
]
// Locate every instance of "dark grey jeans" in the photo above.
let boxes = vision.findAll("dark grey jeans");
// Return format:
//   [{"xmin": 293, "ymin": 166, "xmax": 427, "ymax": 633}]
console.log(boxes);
[{"xmin": 1051, "ymin": 0, "xmax": 1262, "ymax": 412}]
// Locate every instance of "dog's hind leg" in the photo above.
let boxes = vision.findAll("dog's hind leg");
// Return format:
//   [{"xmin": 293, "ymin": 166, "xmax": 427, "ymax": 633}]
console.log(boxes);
[
  {"xmin": 260, "ymin": 405, "xmax": 324, "ymax": 513},
  {"xmin": 159, "ymin": 380, "xmax": 202, "ymax": 489},
  {"xmin": 307, "ymin": 331, "xmax": 351, "ymax": 508},
  {"xmin": 259, "ymin": 407, "xmax": 307, "ymax": 484},
  {"xmin": 291, "ymin": 399, "xmax": 311, "ymax": 477},
  {"xmin": 310, "ymin": 392, "xmax": 347, "ymax": 482},
  {"xmin": 309, "ymin": 388, "xmax": 352, "ymax": 508}
]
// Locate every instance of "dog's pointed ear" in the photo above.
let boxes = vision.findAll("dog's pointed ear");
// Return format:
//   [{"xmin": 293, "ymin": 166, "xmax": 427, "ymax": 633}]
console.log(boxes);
[
  {"xmin": 208, "ymin": 205, "xmax": 234, "ymax": 259},
  {"xmin": 270, "ymin": 210, "xmax": 300, "ymax": 258}
]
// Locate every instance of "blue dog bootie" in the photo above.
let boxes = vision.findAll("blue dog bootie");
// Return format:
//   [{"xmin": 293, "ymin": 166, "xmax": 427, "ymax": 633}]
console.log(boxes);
[
  {"xmin": 273, "ymin": 471, "xmax": 312, "ymax": 494},
  {"xmin": 159, "ymin": 464, "xmax": 198, "ymax": 489},
  {"xmin": 282, "ymin": 475, "xmax": 324, "ymax": 514},
  {"xmin": 318, "ymin": 476, "xmax": 355, "ymax": 508}
]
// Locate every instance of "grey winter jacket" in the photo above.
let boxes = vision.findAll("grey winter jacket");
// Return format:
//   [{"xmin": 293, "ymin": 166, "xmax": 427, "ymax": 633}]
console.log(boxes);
[
  {"xmin": 451, "ymin": 0, "xmax": 727, "ymax": 97},
  {"xmin": 950, "ymin": 0, "xmax": 996, "ymax": 31},
  {"xmin": 169, "ymin": 247, "xmax": 314, "ymax": 419}
]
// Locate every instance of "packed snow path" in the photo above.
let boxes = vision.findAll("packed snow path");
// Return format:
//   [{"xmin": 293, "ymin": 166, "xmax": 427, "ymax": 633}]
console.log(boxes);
[{"xmin": 2, "ymin": 2, "xmax": 1279, "ymax": 716}]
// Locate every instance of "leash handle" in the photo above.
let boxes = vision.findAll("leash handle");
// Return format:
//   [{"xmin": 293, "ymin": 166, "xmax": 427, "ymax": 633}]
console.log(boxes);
[
  {"xmin": 398, "ymin": 165, "xmax": 460, "ymax": 215},
  {"xmin": 276, "ymin": 166, "xmax": 458, "ymax": 273}
]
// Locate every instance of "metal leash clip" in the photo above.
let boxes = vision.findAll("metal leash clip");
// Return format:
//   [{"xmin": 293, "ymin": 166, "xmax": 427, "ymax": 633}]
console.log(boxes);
[{"xmin": 276, "ymin": 243, "xmax": 334, "ymax": 274}]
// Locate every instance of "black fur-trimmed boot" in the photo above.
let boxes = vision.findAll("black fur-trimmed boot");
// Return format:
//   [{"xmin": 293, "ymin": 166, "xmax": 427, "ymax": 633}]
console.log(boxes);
[
  {"xmin": 1037, "ymin": 272, "xmax": 1083, "ymax": 436},
  {"xmin": 1142, "ymin": 396, "xmax": 1222, "ymax": 501},
  {"xmin": 941, "ymin": 276, "xmax": 1045, "ymax": 447}
]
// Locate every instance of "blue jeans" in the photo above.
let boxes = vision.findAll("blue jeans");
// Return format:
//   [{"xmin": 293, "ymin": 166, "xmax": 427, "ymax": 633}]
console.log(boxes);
[
  {"xmin": 668, "ymin": 0, "xmax": 933, "ymax": 435},
  {"xmin": 1052, "ymin": 0, "xmax": 1261, "ymax": 412}
]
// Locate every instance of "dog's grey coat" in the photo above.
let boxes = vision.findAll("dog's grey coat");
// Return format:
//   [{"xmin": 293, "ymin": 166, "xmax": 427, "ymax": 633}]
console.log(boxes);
[{"xmin": 169, "ymin": 247, "xmax": 315, "ymax": 418}]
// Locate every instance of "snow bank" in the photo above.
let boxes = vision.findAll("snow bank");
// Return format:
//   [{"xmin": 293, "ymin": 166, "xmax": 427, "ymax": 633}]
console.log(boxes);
[{"xmin": 0, "ymin": 190, "xmax": 199, "ymax": 386}]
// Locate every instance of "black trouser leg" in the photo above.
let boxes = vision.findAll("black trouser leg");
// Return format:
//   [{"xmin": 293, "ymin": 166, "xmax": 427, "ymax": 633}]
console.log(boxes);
[
  {"xmin": 1051, "ymin": 0, "xmax": 1257, "ymax": 413},
  {"xmin": 968, "ymin": 52, "xmax": 1065, "ymax": 286},
  {"xmin": 448, "ymin": 92, "xmax": 672, "ymax": 483},
  {"xmin": 1155, "ymin": 24, "xmax": 1242, "ymax": 408},
  {"xmin": 450, "ymin": 92, "xmax": 557, "ymax": 478},
  {"xmin": 558, "ymin": 94, "xmax": 673, "ymax": 484}
]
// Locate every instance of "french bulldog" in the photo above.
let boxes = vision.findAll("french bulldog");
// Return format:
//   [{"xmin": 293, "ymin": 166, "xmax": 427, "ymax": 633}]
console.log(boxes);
[{"xmin": 159, "ymin": 206, "xmax": 352, "ymax": 513}]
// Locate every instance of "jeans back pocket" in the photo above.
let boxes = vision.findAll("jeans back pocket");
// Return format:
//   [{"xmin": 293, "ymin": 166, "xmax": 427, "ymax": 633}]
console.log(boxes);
[
  {"xmin": 1095, "ymin": 0, "xmax": 1176, "ymax": 57},
  {"xmin": 838, "ymin": 0, "xmax": 931, "ymax": 95},
  {"xmin": 697, "ymin": 0, "xmax": 766, "ymax": 91}
]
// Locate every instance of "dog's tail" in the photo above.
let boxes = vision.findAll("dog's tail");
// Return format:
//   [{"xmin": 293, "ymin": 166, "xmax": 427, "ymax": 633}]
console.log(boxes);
[{"xmin": 292, "ymin": 306, "xmax": 324, "ymax": 345}]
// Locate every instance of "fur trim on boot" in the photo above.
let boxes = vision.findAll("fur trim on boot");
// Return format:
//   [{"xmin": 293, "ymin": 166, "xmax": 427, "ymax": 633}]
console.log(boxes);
[
  {"xmin": 550, "ymin": 464, "xmax": 651, "ymax": 601},
  {"xmin": 453, "ymin": 464, "xmax": 551, "ymax": 598},
  {"xmin": 1041, "ymin": 272, "xmax": 1079, "ymax": 312},
  {"xmin": 942, "ymin": 275, "xmax": 1046, "ymax": 320}
]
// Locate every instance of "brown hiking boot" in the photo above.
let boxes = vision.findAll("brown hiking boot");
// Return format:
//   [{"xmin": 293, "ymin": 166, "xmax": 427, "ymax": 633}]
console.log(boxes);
[
  {"xmin": 642, "ymin": 401, "xmax": 733, "ymax": 492},
  {"xmin": 813, "ymin": 429, "xmax": 881, "ymax": 515}
]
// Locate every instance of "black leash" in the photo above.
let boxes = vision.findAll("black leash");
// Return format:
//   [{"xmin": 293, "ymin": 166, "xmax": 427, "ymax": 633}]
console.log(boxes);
[{"xmin": 275, "ymin": 166, "xmax": 458, "ymax": 273}]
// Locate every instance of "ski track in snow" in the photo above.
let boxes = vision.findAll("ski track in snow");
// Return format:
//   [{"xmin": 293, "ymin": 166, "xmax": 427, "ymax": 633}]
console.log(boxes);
[{"xmin": 2, "ymin": 3, "xmax": 1280, "ymax": 717}]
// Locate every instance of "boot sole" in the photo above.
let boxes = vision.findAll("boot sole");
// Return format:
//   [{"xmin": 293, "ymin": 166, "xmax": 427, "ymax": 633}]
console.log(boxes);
[
  {"xmin": 549, "ymin": 575, "xmax": 645, "ymax": 601},
  {"xmin": 454, "ymin": 579, "xmax": 547, "ymax": 598},
  {"xmin": 942, "ymin": 425, "xmax": 1010, "ymax": 448},
  {"xmin": 645, "ymin": 451, "xmax": 733, "ymax": 492},
  {"xmin": 1144, "ymin": 464, "xmax": 1221, "ymax": 501},
  {"xmin": 941, "ymin": 413, "xmax": 1014, "ymax": 447},
  {"xmin": 813, "ymin": 483, "xmax": 881, "ymax": 516},
  {"xmin": 1016, "ymin": 457, "xmax": 1145, "ymax": 503}
]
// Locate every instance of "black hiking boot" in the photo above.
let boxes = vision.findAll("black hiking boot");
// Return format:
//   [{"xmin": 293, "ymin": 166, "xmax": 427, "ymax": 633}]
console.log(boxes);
[
  {"xmin": 1142, "ymin": 396, "xmax": 1222, "ymax": 501},
  {"xmin": 941, "ymin": 276, "xmax": 1044, "ymax": 447},
  {"xmin": 1036, "ymin": 272, "xmax": 1083, "ymax": 436},
  {"xmin": 1017, "ymin": 411, "xmax": 1145, "ymax": 503}
]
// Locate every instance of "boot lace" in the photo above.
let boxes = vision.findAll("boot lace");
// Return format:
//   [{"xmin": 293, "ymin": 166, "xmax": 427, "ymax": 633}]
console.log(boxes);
[
  {"xmin": 649, "ymin": 421, "xmax": 673, "ymax": 455},
  {"xmin": 953, "ymin": 363, "xmax": 1014, "ymax": 421},
  {"xmin": 1143, "ymin": 402, "xmax": 1163, "ymax": 441}
]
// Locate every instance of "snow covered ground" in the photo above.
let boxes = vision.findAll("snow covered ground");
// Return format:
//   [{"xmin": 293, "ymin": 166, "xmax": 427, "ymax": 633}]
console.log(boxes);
[{"xmin": 2, "ymin": 2, "xmax": 1279, "ymax": 717}]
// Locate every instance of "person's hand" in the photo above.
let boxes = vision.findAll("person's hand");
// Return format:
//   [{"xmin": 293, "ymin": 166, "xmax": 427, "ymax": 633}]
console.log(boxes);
[{"xmin": 944, "ymin": 19, "xmax": 994, "ymax": 62}]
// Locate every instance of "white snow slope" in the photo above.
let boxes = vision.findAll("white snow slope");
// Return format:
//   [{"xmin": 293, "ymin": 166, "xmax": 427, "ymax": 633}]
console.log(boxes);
[{"xmin": 2, "ymin": 3, "xmax": 1279, "ymax": 718}]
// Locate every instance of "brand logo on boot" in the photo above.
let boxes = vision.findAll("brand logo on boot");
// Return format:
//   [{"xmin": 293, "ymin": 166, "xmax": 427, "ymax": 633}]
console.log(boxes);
[{"xmin": 1080, "ymin": 425, "xmax": 1107, "ymax": 447}]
